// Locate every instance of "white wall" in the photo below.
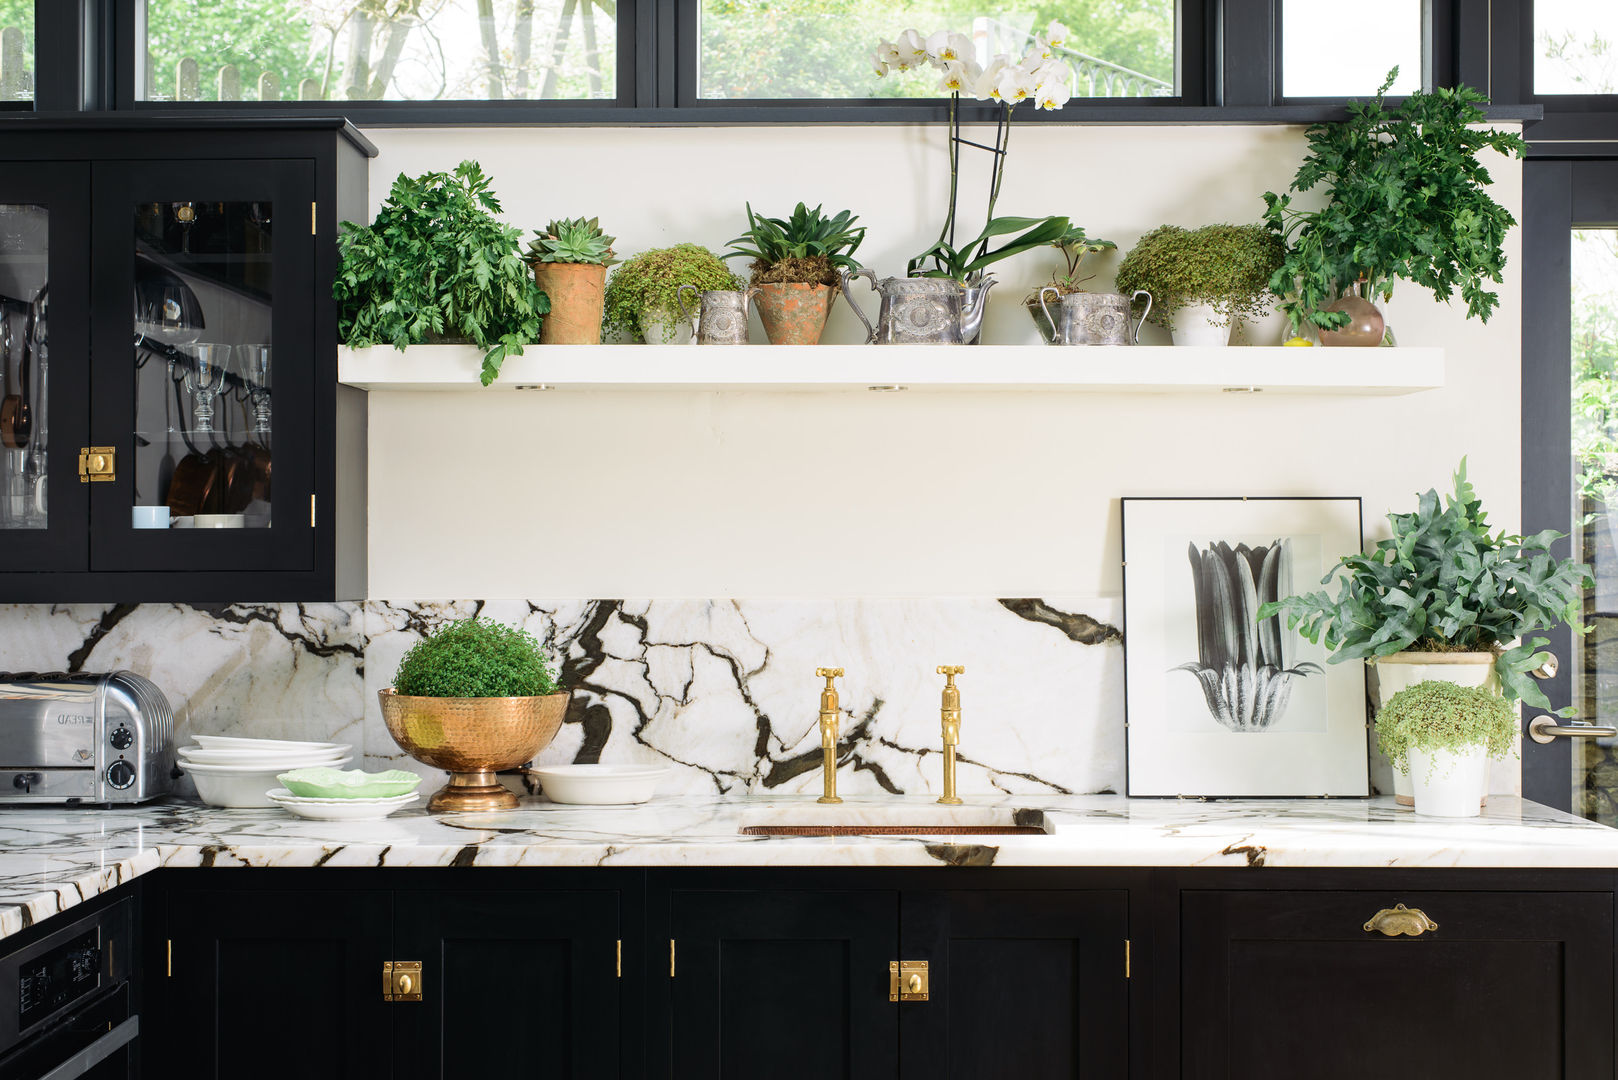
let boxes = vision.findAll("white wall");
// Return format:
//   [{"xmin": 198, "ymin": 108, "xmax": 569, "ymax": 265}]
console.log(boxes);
[{"xmin": 359, "ymin": 123, "xmax": 1523, "ymax": 601}]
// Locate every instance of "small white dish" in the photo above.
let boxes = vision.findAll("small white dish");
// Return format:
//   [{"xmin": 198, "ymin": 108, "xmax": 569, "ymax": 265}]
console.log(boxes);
[
  {"xmin": 193, "ymin": 513, "xmax": 246, "ymax": 529},
  {"xmin": 528, "ymin": 764, "xmax": 668, "ymax": 805},
  {"xmin": 192, "ymin": 736, "xmax": 348, "ymax": 752},
  {"xmin": 267, "ymin": 789, "xmax": 419, "ymax": 820},
  {"xmin": 178, "ymin": 755, "xmax": 352, "ymax": 773}
]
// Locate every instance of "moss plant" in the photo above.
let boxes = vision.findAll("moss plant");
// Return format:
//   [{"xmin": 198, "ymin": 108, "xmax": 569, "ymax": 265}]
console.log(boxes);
[
  {"xmin": 603, "ymin": 244, "xmax": 744, "ymax": 342},
  {"xmin": 392, "ymin": 618, "xmax": 559, "ymax": 699},
  {"xmin": 1113, "ymin": 223, "xmax": 1286, "ymax": 330},
  {"xmin": 1375, "ymin": 680, "xmax": 1517, "ymax": 781}
]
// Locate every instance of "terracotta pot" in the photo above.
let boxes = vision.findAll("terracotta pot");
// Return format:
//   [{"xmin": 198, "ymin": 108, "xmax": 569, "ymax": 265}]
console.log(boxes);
[
  {"xmin": 755, "ymin": 281, "xmax": 837, "ymax": 345},
  {"xmin": 532, "ymin": 261, "xmax": 606, "ymax": 345},
  {"xmin": 1318, "ymin": 292, "xmax": 1385, "ymax": 347}
]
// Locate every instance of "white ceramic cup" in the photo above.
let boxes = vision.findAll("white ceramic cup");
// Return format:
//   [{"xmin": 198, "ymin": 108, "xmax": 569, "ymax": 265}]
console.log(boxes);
[{"xmin": 132, "ymin": 505, "xmax": 170, "ymax": 529}]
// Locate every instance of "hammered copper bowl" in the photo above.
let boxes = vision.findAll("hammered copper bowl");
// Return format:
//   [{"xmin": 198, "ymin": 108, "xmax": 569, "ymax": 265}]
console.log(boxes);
[{"xmin": 379, "ymin": 688, "xmax": 569, "ymax": 812}]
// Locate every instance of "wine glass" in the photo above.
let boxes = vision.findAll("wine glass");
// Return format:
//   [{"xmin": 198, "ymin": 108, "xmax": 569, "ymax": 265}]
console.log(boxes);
[
  {"xmin": 184, "ymin": 343, "xmax": 233, "ymax": 434},
  {"xmin": 236, "ymin": 343, "xmax": 272, "ymax": 436}
]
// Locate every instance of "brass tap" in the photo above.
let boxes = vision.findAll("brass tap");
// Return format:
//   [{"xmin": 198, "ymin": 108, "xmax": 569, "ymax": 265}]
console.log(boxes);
[
  {"xmin": 936, "ymin": 666, "xmax": 964, "ymax": 805},
  {"xmin": 815, "ymin": 667, "xmax": 845, "ymax": 804}
]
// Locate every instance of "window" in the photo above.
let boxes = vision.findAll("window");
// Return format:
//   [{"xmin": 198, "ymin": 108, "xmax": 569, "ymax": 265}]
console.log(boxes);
[
  {"xmin": 1535, "ymin": 0, "xmax": 1618, "ymax": 95},
  {"xmin": 0, "ymin": 0, "xmax": 32, "ymax": 104},
  {"xmin": 696, "ymin": 0, "xmax": 1176, "ymax": 101},
  {"xmin": 1279, "ymin": 0, "xmax": 1424, "ymax": 99},
  {"xmin": 137, "ymin": 0, "xmax": 616, "ymax": 103}
]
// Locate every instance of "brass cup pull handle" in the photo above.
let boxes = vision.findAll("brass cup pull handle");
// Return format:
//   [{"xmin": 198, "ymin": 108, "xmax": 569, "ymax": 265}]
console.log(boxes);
[{"xmin": 1364, "ymin": 903, "xmax": 1438, "ymax": 937}]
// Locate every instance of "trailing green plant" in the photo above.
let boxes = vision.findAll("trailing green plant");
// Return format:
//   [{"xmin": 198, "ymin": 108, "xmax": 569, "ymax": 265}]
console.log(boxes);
[
  {"xmin": 1113, "ymin": 223, "xmax": 1285, "ymax": 329},
  {"xmin": 909, "ymin": 214, "xmax": 1072, "ymax": 284},
  {"xmin": 1263, "ymin": 67, "xmax": 1528, "ymax": 333},
  {"xmin": 1259, "ymin": 461, "xmax": 1593, "ymax": 713},
  {"xmin": 1024, "ymin": 224, "xmax": 1118, "ymax": 301},
  {"xmin": 526, "ymin": 217, "xmax": 618, "ymax": 267},
  {"xmin": 602, "ymin": 244, "xmax": 745, "ymax": 342},
  {"xmin": 335, "ymin": 161, "xmax": 548, "ymax": 387},
  {"xmin": 392, "ymin": 617, "xmax": 560, "ymax": 699},
  {"xmin": 1375, "ymin": 680, "xmax": 1518, "ymax": 781},
  {"xmin": 726, "ymin": 202, "xmax": 866, "ymax": 287}
]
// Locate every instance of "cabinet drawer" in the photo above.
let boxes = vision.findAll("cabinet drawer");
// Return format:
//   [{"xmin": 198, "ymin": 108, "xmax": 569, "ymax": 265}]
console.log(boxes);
[{"xmin": 1182, "ymin": 889, "xmax": 1615, "ymax": 1080}]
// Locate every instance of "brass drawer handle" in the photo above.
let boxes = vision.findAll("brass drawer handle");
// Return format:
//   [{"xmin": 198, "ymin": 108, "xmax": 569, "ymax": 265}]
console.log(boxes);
[{"xmin": 1364, "ymin": 903, "xmax": 1438, "ymax": 937}]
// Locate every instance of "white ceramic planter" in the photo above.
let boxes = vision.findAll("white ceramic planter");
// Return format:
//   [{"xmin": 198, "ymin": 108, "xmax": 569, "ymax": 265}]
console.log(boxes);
[
  {"xmin": 1407, "ymin": 743, "xmax": 1489, "ymax": 818},
  {"xmin": 640, "ymin": 312, "xmax": 693, "ymax": 345},
  {"xmin": 1372, "ymin": 651, "xmax": 1499, "ymax": 806},
  {"xmin": 1170, "ymin": 302, "xmax": 1233, "ymax": 347},
  {"xmin": 1237, "ymin": 301, "xmax": 1289, "ymax": 347}
]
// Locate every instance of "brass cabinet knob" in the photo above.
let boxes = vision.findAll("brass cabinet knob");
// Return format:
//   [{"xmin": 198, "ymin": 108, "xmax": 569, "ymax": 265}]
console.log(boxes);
[
  {"xmin": 397, "ymin": 973, "xmax": 413, "ymax": 994},
  {"xmin": 1363, "ymin": 903, "xmax": 1437, "ymax": 937},
  {"xmin": 906, "ymin": 973, "xmax": 922, "ymax": 993}
]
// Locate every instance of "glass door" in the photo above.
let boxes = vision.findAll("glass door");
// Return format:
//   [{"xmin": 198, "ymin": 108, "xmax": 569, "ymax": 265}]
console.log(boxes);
[
  {"xmin": 0, "ymin": 163, "xmax": 89, "ymax": 573},
  {"xmin": 88, "ymin": 159, "xmax": 315, "ymax": 576}
]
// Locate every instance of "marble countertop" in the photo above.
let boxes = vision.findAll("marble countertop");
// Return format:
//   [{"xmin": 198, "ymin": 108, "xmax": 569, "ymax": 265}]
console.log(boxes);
[{"xmin": 3, "ymin": 793, "xmax": 1617, "ymax": 942}]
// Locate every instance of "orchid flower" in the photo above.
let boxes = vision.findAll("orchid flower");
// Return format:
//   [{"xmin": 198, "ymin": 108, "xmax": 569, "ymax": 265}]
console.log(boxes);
[
  {"xmin": 1045, "ymin": 20, "xmax": 1070, "ymax": 50},
  {"xmin": 926, "ymin": 30, "xmax": 974, "ymax": 65},
  {"xmin": 897, "ymin": 28, "xmax": 929, "ymax": 68},
  {"xmin": 1035, "ymin": 78, "xmax": 1071, "ymax": 110},
  {"xmin": 1024, "ymin": 34, "xmax": 1054, "ymax": 64},
  {"xmin": 995, "ymin": 66, "xmax": 1038, "ymax": 105},
  {"xmin": 876, "ymin": 39, "xmax": 902, "ymax": 71},
  {"xmin": 973, "ymin": 54, "xmax": 1010, "ymax": 101},
  {"xmin": 937, "ymin": 59, "xmax": 973, "ymax": 94}
]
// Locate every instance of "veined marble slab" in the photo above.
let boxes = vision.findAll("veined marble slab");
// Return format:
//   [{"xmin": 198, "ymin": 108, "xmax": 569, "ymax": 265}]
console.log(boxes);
[{"xmin": 1, "ymin": 794, "xmax": 1615, "ymax": 943}]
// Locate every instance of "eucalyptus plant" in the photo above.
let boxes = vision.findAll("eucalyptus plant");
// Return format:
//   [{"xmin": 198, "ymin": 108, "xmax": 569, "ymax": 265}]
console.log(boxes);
[
  {"xmin": 335, "ymin": 161, "xmax": 547, "ymax": 387},
  {"xmin": 1375, "ymin": 680, "xmax": 1518, "ymax": 780},
  {"xmin": 1259, "ymin": 462, "xmax": 1593, "ymax": 713},
  {"xmin": 1262, "ymin": 67, "xmax": 1528, "ymax": 333}
]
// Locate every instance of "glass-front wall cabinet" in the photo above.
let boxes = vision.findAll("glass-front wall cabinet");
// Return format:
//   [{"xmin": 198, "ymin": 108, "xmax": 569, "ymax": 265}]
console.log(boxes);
[{"xmin": 0, "ymin": 202, "xmax": 49, "ymax": 532}]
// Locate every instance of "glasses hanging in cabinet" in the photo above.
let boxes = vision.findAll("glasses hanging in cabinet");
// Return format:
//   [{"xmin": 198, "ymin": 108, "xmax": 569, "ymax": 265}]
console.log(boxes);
[
  {"xmin": 130, "ymin": 199, "xmax": 274, "ymax": 532},
  {"xmin": 0, "ymin": 203, "xmax": 49, "ymax": 532}
]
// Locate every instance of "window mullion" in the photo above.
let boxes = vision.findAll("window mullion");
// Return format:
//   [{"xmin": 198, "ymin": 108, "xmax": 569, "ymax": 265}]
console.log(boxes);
[{"xmin": 1218, "ymin": 0, "xmax": 1279, "ymax": 106}]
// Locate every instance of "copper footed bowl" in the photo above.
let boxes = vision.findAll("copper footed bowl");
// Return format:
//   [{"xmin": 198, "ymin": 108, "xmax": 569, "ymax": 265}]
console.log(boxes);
[{"xmin": 379, "ymin": 688, "xmax": 569, "ymax": 812}]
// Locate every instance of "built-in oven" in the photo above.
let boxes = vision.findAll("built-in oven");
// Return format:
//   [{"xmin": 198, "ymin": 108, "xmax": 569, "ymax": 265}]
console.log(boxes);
[{"xmin": 0, "ymin": 899, "xmax": 136, "ymax": 1080}]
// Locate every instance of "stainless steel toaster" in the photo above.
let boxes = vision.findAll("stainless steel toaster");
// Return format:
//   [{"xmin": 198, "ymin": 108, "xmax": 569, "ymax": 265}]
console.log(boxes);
[{"xmin": 0, "ymin": 671, "xmax": 176, "ymax": 805}]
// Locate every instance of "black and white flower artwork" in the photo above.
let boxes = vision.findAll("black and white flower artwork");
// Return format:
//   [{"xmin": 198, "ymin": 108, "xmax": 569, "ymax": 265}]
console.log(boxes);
[{"xmin": 1174, "ymin": 538, "xmax": 1322, "ymax": 732}]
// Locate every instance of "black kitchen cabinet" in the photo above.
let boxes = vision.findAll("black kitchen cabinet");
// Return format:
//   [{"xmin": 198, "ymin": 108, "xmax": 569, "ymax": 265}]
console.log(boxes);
[
  {"xmin": 1180, "ymin": 886, "xmax": 1616, "ymax": 1080},
  {"xmin": 0, "ymin": 118, "xmax": 372, "ymax": 602},
  {"xmin": 900, "ymin": 889, "xmax": 1130, "ymax": 1079}
]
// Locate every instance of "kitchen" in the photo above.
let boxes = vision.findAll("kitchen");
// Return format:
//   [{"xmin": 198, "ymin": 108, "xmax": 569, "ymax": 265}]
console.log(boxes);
[{"xmin": 1, "ymin": 2, "xmax": 1617, "ymax": 1078}]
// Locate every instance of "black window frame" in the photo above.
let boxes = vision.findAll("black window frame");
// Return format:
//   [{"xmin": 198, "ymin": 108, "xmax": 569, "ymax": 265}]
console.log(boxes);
[
  {"xmin": 1270, "ymin": 0, "xmax": 1455, "ymax": 106},
  {"xmin": 9, "ymin": 0, "xmax": 1542, "ymax": 126}
]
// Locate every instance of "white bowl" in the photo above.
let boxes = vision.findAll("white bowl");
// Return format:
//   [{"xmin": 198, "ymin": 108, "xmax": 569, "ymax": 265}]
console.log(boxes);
[
  {"xmin": 179, "ymin": 746, "xmax": 350, "ymax": 767},
  {"xmin": 192, "ymin": 736, "xmax": 347, "ymax": 752},
  {"xmin": 528, "ymin": 764, "xmax": 668, "ymax": 805},
  {"xmin": 180, "ymin": 758, "xmax": 352, "ymax": 808},
  {"xmin": 267, "ymin": 789, "xmax": 419, "ymax": 820}
]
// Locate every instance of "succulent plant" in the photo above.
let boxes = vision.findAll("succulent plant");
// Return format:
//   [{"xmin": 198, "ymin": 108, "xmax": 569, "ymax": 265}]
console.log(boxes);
[
  {"xmin": 527, "ymin": 217, "xmax": 618, "ymax": 267},
  {"xmin": 726, "ymin": 202, "xmax": 866, "ymax": 286}
]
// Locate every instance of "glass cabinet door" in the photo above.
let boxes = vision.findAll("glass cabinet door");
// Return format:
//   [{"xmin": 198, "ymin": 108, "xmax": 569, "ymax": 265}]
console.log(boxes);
[
  {"xmin": 89, "ymin": 160, "xmax": 315, "ymax": 576},
  {"xmin": 0, "ymin": 164, "xmax": 90, "ymax": 572}
]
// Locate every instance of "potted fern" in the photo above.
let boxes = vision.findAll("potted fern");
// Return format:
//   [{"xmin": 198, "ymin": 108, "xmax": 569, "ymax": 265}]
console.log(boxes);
[
  {"xmin": 335, "ymin": 161, "xmax": 547, "ymax": 386},
  {"xmin": 527, "ymin": 217, "xmax": 617, "ymax": 346},
  {"xmin": 1375, "ymin": 680, "xmax": 1517, "ymax": 818},
  {"xmin": 1022, "ymin": 224, "xmax": 1117, "ymax": 345},
  {"xmin": 603, "ymin": 245, "xmax": 743, "ymax": 344},
  {"xmin": 725, "ymin": 202, "xmax": 865, "ymax": 345}
]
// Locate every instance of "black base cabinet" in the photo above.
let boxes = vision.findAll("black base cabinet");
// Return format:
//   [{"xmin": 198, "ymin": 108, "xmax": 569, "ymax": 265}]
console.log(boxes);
[{"xmin": 141, "ymin": 868, "xmax": 1618, "ymax": 1080}]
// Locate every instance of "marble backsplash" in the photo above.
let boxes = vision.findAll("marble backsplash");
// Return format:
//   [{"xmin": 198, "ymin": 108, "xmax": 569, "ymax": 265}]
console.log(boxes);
[{"xmin": 0, "ymin": 598, "xmax": 1127, "ymax": 798}]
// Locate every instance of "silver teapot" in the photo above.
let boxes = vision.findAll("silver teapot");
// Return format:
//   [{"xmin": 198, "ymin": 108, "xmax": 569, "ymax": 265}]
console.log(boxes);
[
  {"xmin": 839, "ymin": 269, "xmax": 996, "ymax": 345},
  {"xmin": 676, "ymin": 285, "xmax": 759, "ymax": 345},
  {"xmin": 1037, "ymin": 288, "xmax": 1152, "ymax": 346}
]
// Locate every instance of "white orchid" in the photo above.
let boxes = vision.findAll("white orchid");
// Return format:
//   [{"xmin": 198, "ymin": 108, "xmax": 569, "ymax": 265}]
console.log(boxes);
[
  {"xmin": 1045, "ymin": 20, "xmax": 1070, "ymax": 50},
  {"xmin": 1024, "ymin": 35, "xmax": 1054, "ymax": 64},
  {"xmin": 926, "ymin": 29, "xmax": 974, "ymax": 65},
  {"xmin": 897, "ymin": 28, "xmax": 929, "ymax": 68},
  {"xmin": 972, "ymin": 53, "xmax": 1010, "ymax": 100},
  {"xmin": 937, "ymin": 59, "xmax": 976, "ymax": 93},
  {"xmin": 995, "ymin": 66, "xmax": 1038, "ymax": 105},
  {"xmin": 1035, "ymin": 78, "xmax": 1071, "ymax": 110},
  {"xmin": 876, "ymin": 39, "xmax": 901, "ymax": 70}
]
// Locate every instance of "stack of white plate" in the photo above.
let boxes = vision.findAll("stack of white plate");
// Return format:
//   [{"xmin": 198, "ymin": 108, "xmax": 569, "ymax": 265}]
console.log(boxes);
[
  {"xmin": 177, "ymin": 736, "xmax": 352, "ymax": 808},
  {"xmin": 266, "ymin": 789, "xmax": 420, "ymax": 821}
]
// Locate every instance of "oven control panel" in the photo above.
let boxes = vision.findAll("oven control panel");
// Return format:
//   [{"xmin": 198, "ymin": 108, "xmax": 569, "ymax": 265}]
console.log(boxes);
[{"xmin": 17, "ymin": 930, "xmax": 100, "ymax": 1029}]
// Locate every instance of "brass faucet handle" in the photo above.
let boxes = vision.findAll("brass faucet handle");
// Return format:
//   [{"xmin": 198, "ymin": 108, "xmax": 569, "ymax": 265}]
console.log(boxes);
[
  {"xmin": 816, "ymin": 667, "xmax": 845, "ymax": 682},
  {"xmin": 936, "ymin": 665, "xmax": 965, "ymax": 678}
]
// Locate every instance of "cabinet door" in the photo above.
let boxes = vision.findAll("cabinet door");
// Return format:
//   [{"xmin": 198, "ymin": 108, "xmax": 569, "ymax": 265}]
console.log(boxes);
[
  {"xmin": 163, "ymin": 886, "xmax": 393, "ymax": 1080},
  {"xmin": 0, "ymin": 163, "xmax": 90, "ymax": 571},
  {"xmin": 664, "ymin": 889, "xmax": 900, "ymax": 1079},
  {"xmin": 1182, "ymin": 889, "xmax": 1615, "ymax": 1080},
  {"xmin": 900, "ymin": 890, "xmax": 1130, "ymax": 1080},
  {"xmin": 88, "ymin": 159, "xmax": 316, "ymax": 581},
  {"xmin": 393, "ymin": 889, "xmax": 624, "ymax": 1079}
]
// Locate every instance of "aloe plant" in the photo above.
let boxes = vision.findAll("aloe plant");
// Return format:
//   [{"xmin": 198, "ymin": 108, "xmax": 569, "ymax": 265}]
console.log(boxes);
[{"xmin": 1175, "ymin": 539, "xmax": 1322, "ymax": 732}]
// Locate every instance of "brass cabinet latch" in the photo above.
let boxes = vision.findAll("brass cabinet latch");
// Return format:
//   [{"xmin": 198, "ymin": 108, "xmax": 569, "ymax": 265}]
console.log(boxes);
[
  {"xmin": 383, "ymin": 960, "xmax": 423, "ymax": 1002},
  {"xmin": 78, "ymin": 447, "xmax": 115, "ymax": 483},
  {"xmin": 889, "ymin": 960, "xmax": 929, "ymax": 1002}
]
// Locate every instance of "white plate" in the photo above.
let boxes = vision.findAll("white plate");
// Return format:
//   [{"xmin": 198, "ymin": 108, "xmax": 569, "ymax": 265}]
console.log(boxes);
[
  {"xmin": 267, "ymin": 789, "xmax": 419, "ymax": 820},
  {"xmin": 527, "ymin": 764, "xmax": 668, "ymax": 805},
  {"xmin": 179, "ymin": 747, "xmax": 350, "ymax": 767},
  {"xmin": 192, "ymin": 736, "xmax": 347, "ymax": 752},
  {"xmin": 179, "ymin": 756, "xmax": 353, "ymax": 774}
]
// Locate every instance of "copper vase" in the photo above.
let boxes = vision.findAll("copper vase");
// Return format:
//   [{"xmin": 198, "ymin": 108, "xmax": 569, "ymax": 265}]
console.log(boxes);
[
  {"xmin": 533, "ymin": 262, "xmax": 606, "ymax": 345},
  {"xmin": 1318, "ymin": 292, "xmax": 1385, "ymax": 347},
  {"xmin": 379, "ymin": 689, "xmax": 570, "ymax": 812}
]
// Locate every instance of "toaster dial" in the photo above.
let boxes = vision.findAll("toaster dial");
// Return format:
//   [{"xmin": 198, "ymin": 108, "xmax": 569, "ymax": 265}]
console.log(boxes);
[
  {"xmin": 109, "ymin": 726, "xmax": 134, "ymax": 751},
  {"xmin": 105, "ymin": 760, "xmax": 136, "ymax": 790}
]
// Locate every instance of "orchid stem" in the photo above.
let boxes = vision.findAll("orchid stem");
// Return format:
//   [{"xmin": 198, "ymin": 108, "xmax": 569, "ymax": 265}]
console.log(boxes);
[
  {"xmin": 939, "ymin": 92, "xmax": 959, "ymax": 254},
  {"xmin": 975, "ymin": 104, "xmax": 1013, "ymax": 263}
]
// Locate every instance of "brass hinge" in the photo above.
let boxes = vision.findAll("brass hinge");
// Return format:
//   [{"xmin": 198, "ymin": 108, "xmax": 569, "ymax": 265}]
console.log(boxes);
[
  {"xmin": 669, "ymin": 939, "xmax": 676, "ymax": 978},
  {"xmin": 382, "ymin": 960, "xmax": 423, "ymax": 1002},
  {"xmin": 889, "ymin": 960, "xmax": 929, "ymax": 1002},
  {"xmin": 78, "ymin": 446, "xmax": 115, "ymax": 483},
  {"xmin": 1125, "ymin": 939, "xmax": 1131, "ymax": 979},
  {"xmin": 166, "ymin": 939, "xmax": 172, "ymax": 978},
  {"xmin": 616, "ymin": 939, "xmax": 622, "ymax": 979},
  {"xmin": 311, "ymin": 201, "xmax": 317, "ymax": 235}
]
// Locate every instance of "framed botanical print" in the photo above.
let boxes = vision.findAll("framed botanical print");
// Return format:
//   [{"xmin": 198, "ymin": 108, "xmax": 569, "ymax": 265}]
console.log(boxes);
[{"xmin": 1122, "ymin": 496, "xmax": 1367, "ymax": 797}]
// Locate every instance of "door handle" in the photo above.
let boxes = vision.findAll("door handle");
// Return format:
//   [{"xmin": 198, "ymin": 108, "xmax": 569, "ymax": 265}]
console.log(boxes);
[
  {"xmin": 37, "ymin": 1015, "xmax": 138, "ymax": 1080},
  {"xmin": 1527, "ymin": 716, "xmax": 1618, "ymax": 745}
]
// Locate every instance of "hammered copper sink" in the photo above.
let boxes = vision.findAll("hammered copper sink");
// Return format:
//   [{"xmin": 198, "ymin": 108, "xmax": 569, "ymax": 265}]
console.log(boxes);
[{"xmin": 379, "ymin": 688, "xmax": 570, "ymax": 812}]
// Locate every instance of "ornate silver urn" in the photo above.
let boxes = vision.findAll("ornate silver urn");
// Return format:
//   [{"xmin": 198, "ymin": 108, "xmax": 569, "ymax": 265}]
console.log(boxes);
[{"xmin": 839, "ymin": 269, "xmax": 996, "ymax": 345}]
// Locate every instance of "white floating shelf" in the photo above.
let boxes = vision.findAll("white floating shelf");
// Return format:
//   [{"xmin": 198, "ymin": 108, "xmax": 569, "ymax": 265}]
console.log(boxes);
[{"xmin": 338, "ymin": 343, "xmax": 1445, "ymax": 395}]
